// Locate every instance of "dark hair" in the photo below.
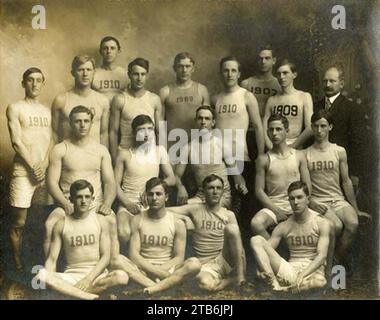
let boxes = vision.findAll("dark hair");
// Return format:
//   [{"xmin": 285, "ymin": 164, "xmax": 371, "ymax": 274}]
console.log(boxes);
[
  {"xmin": 23, "ymin": 67, "xmax": 44, "ymax": 82},
  {"xmin": 69, "ymin": 105, "xmax": 94, "ymax": 122},
  {"xmin": 202, "ymin": 174, "xmax": 224, "ymax": 190},
  {"xmin": 173, "ymin": 52, "xmax": 195, "ymax": 66},
  {"xmin": 268, "ymin": 113, "xmax": 289, "ymax": 130},
  {"xmin": 69, "ymin": 179, "xmax": 94, "ymax": 198},
  {"xmin": 99, "ymin": 36, "xmax": 121, "ymax": 51},
  {"xmin": 131, "ymin": 114, "xmax": 154, "ymax": 132},
  {"xmin": 128, "ymin": 58, "xmax": 149, "ymax": 73},
  {"xmin": 257, "ymin": 44, "xmax": 275, "ymax": 57},
  {"xmin": 71, "ymin": 55, "xmax": 95, "ymax": 72},
  {"xmin": 195, "ymin": 105, "xmax": 216, "ymax": 120},
  {"xmin": 145, "ymin": 177, "xmax": 169, "ymax": 194},
  {"xmin": 288, "ymin": 181, "xmax": 309, "ymax": 196},
  {"xmin": 219, "ymin": 56, "xmax": 241, "ymax": 72},
  {"xmin": 277, "ymin": 59, "xmax": 297, "ymax": 73},
  {"xmin": 325, "ymin": 65, "xmax": 345, "ymax": 81},
  {"xmin": 311, "ymin": 110, "xmax": 333, "ymax": 125}
]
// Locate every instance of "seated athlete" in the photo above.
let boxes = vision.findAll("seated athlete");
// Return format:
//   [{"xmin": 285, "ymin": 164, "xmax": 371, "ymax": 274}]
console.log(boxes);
[
  {"xmin": 115, "ymin": 114, "xmax": 175, "ymax": 244},
  {"xmin": 251, "ymin": 114, "xmax": 311, "ymax": 239},
  {"xmin": 305, "ymin": 110, "xmax": 371, "ymax": 270},
  {"xmin": 113, "ymin": 178, "xmax": 201, "ymax": 295},
  {"xmin": 175, "ymin": 105, "xmax": 248, "ymax": 208},
  {"xmin": 37, "ymin": 180, "xmax": 129, "ymax": 300},
  {"xmin": 169, "ymin": 174, "xmax": 246, "ymax": 291},
  {"xmin": 250, "ymin": 181, "xmax": 330, "ymax": 292}
]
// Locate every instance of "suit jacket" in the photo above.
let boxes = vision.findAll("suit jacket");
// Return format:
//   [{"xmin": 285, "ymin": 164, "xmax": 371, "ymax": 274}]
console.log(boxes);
[{"xmin": 314, "ymin": 94, "xmax": 365, "ymax": 177}]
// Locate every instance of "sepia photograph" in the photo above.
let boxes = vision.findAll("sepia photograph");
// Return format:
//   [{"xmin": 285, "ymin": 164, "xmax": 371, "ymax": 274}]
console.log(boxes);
[{"xmin": 0, "ymin": 0, "xmax": 378, "ymax": 304}]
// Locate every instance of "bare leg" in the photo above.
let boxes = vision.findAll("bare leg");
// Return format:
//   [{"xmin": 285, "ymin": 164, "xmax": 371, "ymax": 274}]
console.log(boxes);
[
  {"xmin": 105, "ymin": 213, "xmax": 120, "ymax": 259},
  {"xmin": 43, "ymin": 208, "xmax": 65, "ymax": 257},
  {"xmin": 91, "ymin": 270, "xmax": 129, "ymax": 293},
  {"xmin": 323, "ymin": 210, "xmax": 341, "ymax": 278},
  {"xmin": 9, "ymin": 207, "xmax": 27, "ymax": 271},
  {"xmin": 116, "ymin": 209, "xmax": 133, "ymax": 245},
  {"xmin": 250, "ymin": 210, "xmax": 276, "ymax": 240},
  {"xmin": 144, "ymin": 258, "xmax": 201, "ymax": 295}
]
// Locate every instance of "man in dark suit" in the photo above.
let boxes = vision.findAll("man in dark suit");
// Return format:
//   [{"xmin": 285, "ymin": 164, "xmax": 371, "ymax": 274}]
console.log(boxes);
[{"xmin": 314, "ymin": 66, "xmax": 365, "ymax": 192}]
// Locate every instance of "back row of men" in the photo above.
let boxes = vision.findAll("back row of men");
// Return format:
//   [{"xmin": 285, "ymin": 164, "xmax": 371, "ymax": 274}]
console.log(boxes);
[{"xmin": 5, "ymin": 37, "xmax": 369, "ymax": 298}]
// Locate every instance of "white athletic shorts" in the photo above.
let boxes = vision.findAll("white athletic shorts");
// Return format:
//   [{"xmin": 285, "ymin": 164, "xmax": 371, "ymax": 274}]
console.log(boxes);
[
  {"xmin": 9, "ymin": 175, "xmax": 50, "ymax": 208},
  {"xmin": 200, "ymin": 254, "xmax": 233, "ymax": 280},
  {"xmin": 313, "ymin": 198, "xmax": 352, "ymax": 213},
  {"xmin": 259, "ymin": 200, "xmax": 292, "ymax": 225},
  {"xmin": 57, "ymin": 267, "xmax": 108, "ymax": 285},
  {"xmin": 276, "ymin": 258, "xmax": 325, "ymax": 286}
]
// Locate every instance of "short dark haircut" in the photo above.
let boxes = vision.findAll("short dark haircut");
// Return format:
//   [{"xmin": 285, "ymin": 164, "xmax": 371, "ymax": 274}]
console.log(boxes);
[
  {"xmin": 311, "ymin": 110, "xmax": 333, "ymax": 125},
  {"xmin": 131, "ymin": 114, "xmax": 154, "ymax": 132},
  {"xmin": 202, "ymin": 174, "xmax": 224, "ymax": 190},
  {"xmin": 69, "ymin": 105, "xmax": 94, "ymax": 122},
  {"xmin": 128, "ymin": 58, "xmax": 149, "ymax": 73},
  {"xmin": 99, "ymin": 36, "xmax": 121, "ymax": 51},
  {"xmin": 257, "ymin": 44, "xmax": 275, "ymax": 57},
  {"xmin": 288, "ymin": 181, "xmax": 309, "ymax": 196},
  {"xmin": 268, "ymin": 113, "xmax": 289, "ymax": 130},
  {"xmin": 145, "ymin": 177, "xmax": 169, "ymax": 194},
  {"xmin": 69, "ymin": 179, "xmax": 94, "ymax": 198},
  {"xmin": 23, "ymin": 67, "xmax": 45, "ymax": 82},
  {"xmin": 326, "ymin": 65, "xmax": 345, "ymax": 81},
  {"xmin": 195, "ymin": 105, "xmax": 216, "ymax": 120},
  {"xmin": 71, "ymin": 55, "xmax": 95, "ymax": 72},
  {"xmin": 277, "ymin": 59, "xmax": 297, "ymax": 73},
  {"xmin": 219, "ymin": 56, "xmax": 241, "ymax": 72},
  {"xmin": 173, "ymin": 52, "xmax": 195, "ymax": 66}
]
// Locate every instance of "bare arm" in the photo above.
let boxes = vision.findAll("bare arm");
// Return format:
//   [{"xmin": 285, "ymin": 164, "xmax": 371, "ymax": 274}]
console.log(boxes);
[
  {"xmin": 262, "ymin": 97, "xmax": 273, "ymax": 150},
  {"xmin": 292, "ymin": 92, "xmax": 313, "ymax": 149},
  {"xmin": 51, "ymin": 94, "xmax": 66, "ymax": 144},
  {"xmin": 160, "ymin": 219, "xmax": 186, "ymax": 270},
  {"xmin": 159, "ymin": 86, "xmax": 169, "ymax": 121},
  {"xmin": 199, "ymin": 83, "xmax": 210, "ymax": 106},
  {"xmin": 245, "ymin": 91, "xmax": 265, "ymax": 155},
  {"xmin": 114, "ymin": 151, "xmax": 129, "ymax": 207},
  {"xmin": 45, "ymin": 219, "xmax": 64, "ymax": 272},
  {"xmin": 298, "ymin": 151, "xmax": 312, "ymax": 195},
  {"xmin": 154, "ymin": 95, "xmax": 163, "ymax": 137},
  {"xmin": 339, "ymin": 148, "xmax": 359, "ymax": 213},
  {"xmin": 109, "ymin": 93, "xmax": 124, "ymax": 163},
  {"xmin": 99, "ymin": 95, "xmax": 110, "ymax": 149},
  {"xmin": 99, "ymin": 147, "xmax": 116, "ymax": 215},
  {"xmin": 159, "ymin": 146, "xmax": 175, "ymax": 186},
  {"xmin": 174, "ymin": 143, "xmax": 189, "ymax": 205},
  {"xmin": 268, "ymin": 223, "xmax": 286, "ymax": 249}
]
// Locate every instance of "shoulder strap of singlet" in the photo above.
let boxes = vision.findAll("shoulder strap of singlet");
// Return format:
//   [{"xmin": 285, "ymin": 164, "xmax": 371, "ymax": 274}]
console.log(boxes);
[{"xmin": 204, "ymin": 205, "xmax": 228, "ymax": 225}]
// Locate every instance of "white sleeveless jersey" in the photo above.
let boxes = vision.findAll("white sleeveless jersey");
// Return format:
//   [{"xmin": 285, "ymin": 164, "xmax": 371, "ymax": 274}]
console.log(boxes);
[
  {"xmin": 267, "ymin": 91, "xmax": 305, "ymax": 145},
  {"xmin": 63, "ymin": 211, "xmax": 101, "ymax": 270},
  {"xmin": 119, "ymin": 91, "xmax": 157, "ymax": 149},
  {"xmin": 215, "ymin": 87, "xmax": 250, "ymax": 161},
  {"xmin": 59, "ymin": 140, "xmax": 104, "ymax": 207},
  {"xmin": 59, "ymin": 89, "xmax": 107, "ymax": 142},
  {"xmin": 121, "ymin": 145, "xmax": 167, "ymax": 202},
  {"xmin": 284, "ymin": 209, "xmax": 322, "ymax": 262},
  {"xmin": 92, "ymin": 66, "xmax": 128, "ymax": 102},
  {"xmin": 305, "ymin": 143, "xmax": 345, "ymax": 202},
  {"xmin": 191, "ymin": 204, "xmax": 230, "ymax": 263},
  {"xmin": 188, "ymin": 135, "xmax": 231, "ymax": 197},
  {"xmin": 10, "ymin": 100, "xmax": 52, "ymax": 177},
  {"xmin": 139, "ymin": 210, "xmax": 175, "ymax": 265},
  {"xmin": 266, "ymin": 149, "xmax": 300, "ymax": 208}
]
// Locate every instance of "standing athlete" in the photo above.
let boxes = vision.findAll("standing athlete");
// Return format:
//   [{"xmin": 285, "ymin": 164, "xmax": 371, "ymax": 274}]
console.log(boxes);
[
  {"xmin": 6, "ymin": 67, "xmax": 53, "ymax": 271},
  {"xmin": 52, "ymin": 55, "xmax": 109, "ymax": 147},
  {"xmin": 92, "ymin": 36, "xmax": 128, "ymax": 102},
  {"xmin": 263, "ymin": 59, "xmax": 313, "ymax": 150},
  {"xmin": 109, "ymin": 58, "xmax": 162, "ymax": 162}
]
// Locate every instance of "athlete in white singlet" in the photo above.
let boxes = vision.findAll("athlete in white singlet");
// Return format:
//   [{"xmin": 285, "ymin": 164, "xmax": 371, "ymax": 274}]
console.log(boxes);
[
  {"xmin": 251, "ymin": 114, "xmax": 311, "ymax": 239},
  {"xmin": 169, "ymin": 174, "xmax": 246, "ymax": 291},
  {"xmin": 45, "ymin": 106, "xmax": 117, "ymax": 258},
  {"xmin": 251, "ymin": 181, "xmax": 330, "ymax": 292},
  {"xmin": 6, "ymin": 67, "xmax": 53, "ymax": 271},
  {"xmin": 305, "ymin": 110, "xmax": 370, "ymax": 268},
  {"xmin": 109, "ymin": 58, "xmax": 162, "ymax": 162},
  {"xmin": 113, "ymin": 178, "xmax": 201, "ymax": 295},
  {"xmin": 115, "ymin": 115, "xmax": 175, "ymax": 244},
  {"xmin": 52, "ymin": 55, "xmax": 109, "ymax": 147},
  {"xmin": 37, "ymin": 180, "xmax": 129, "ymax": 300},
  {"xmin": 263, "ymin": 59, "xmax": 313, "ymax": 149},
  {"xmin": 92, "ymin": 36, "xmax": 128, "ymax": 102},
  {"xmin": 175, "ymin": 106, "xmax": 248, "ymax": 208},
  {"xmin": 159, "ymin": 52, "xmax": 210, "ymax": 153}
]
